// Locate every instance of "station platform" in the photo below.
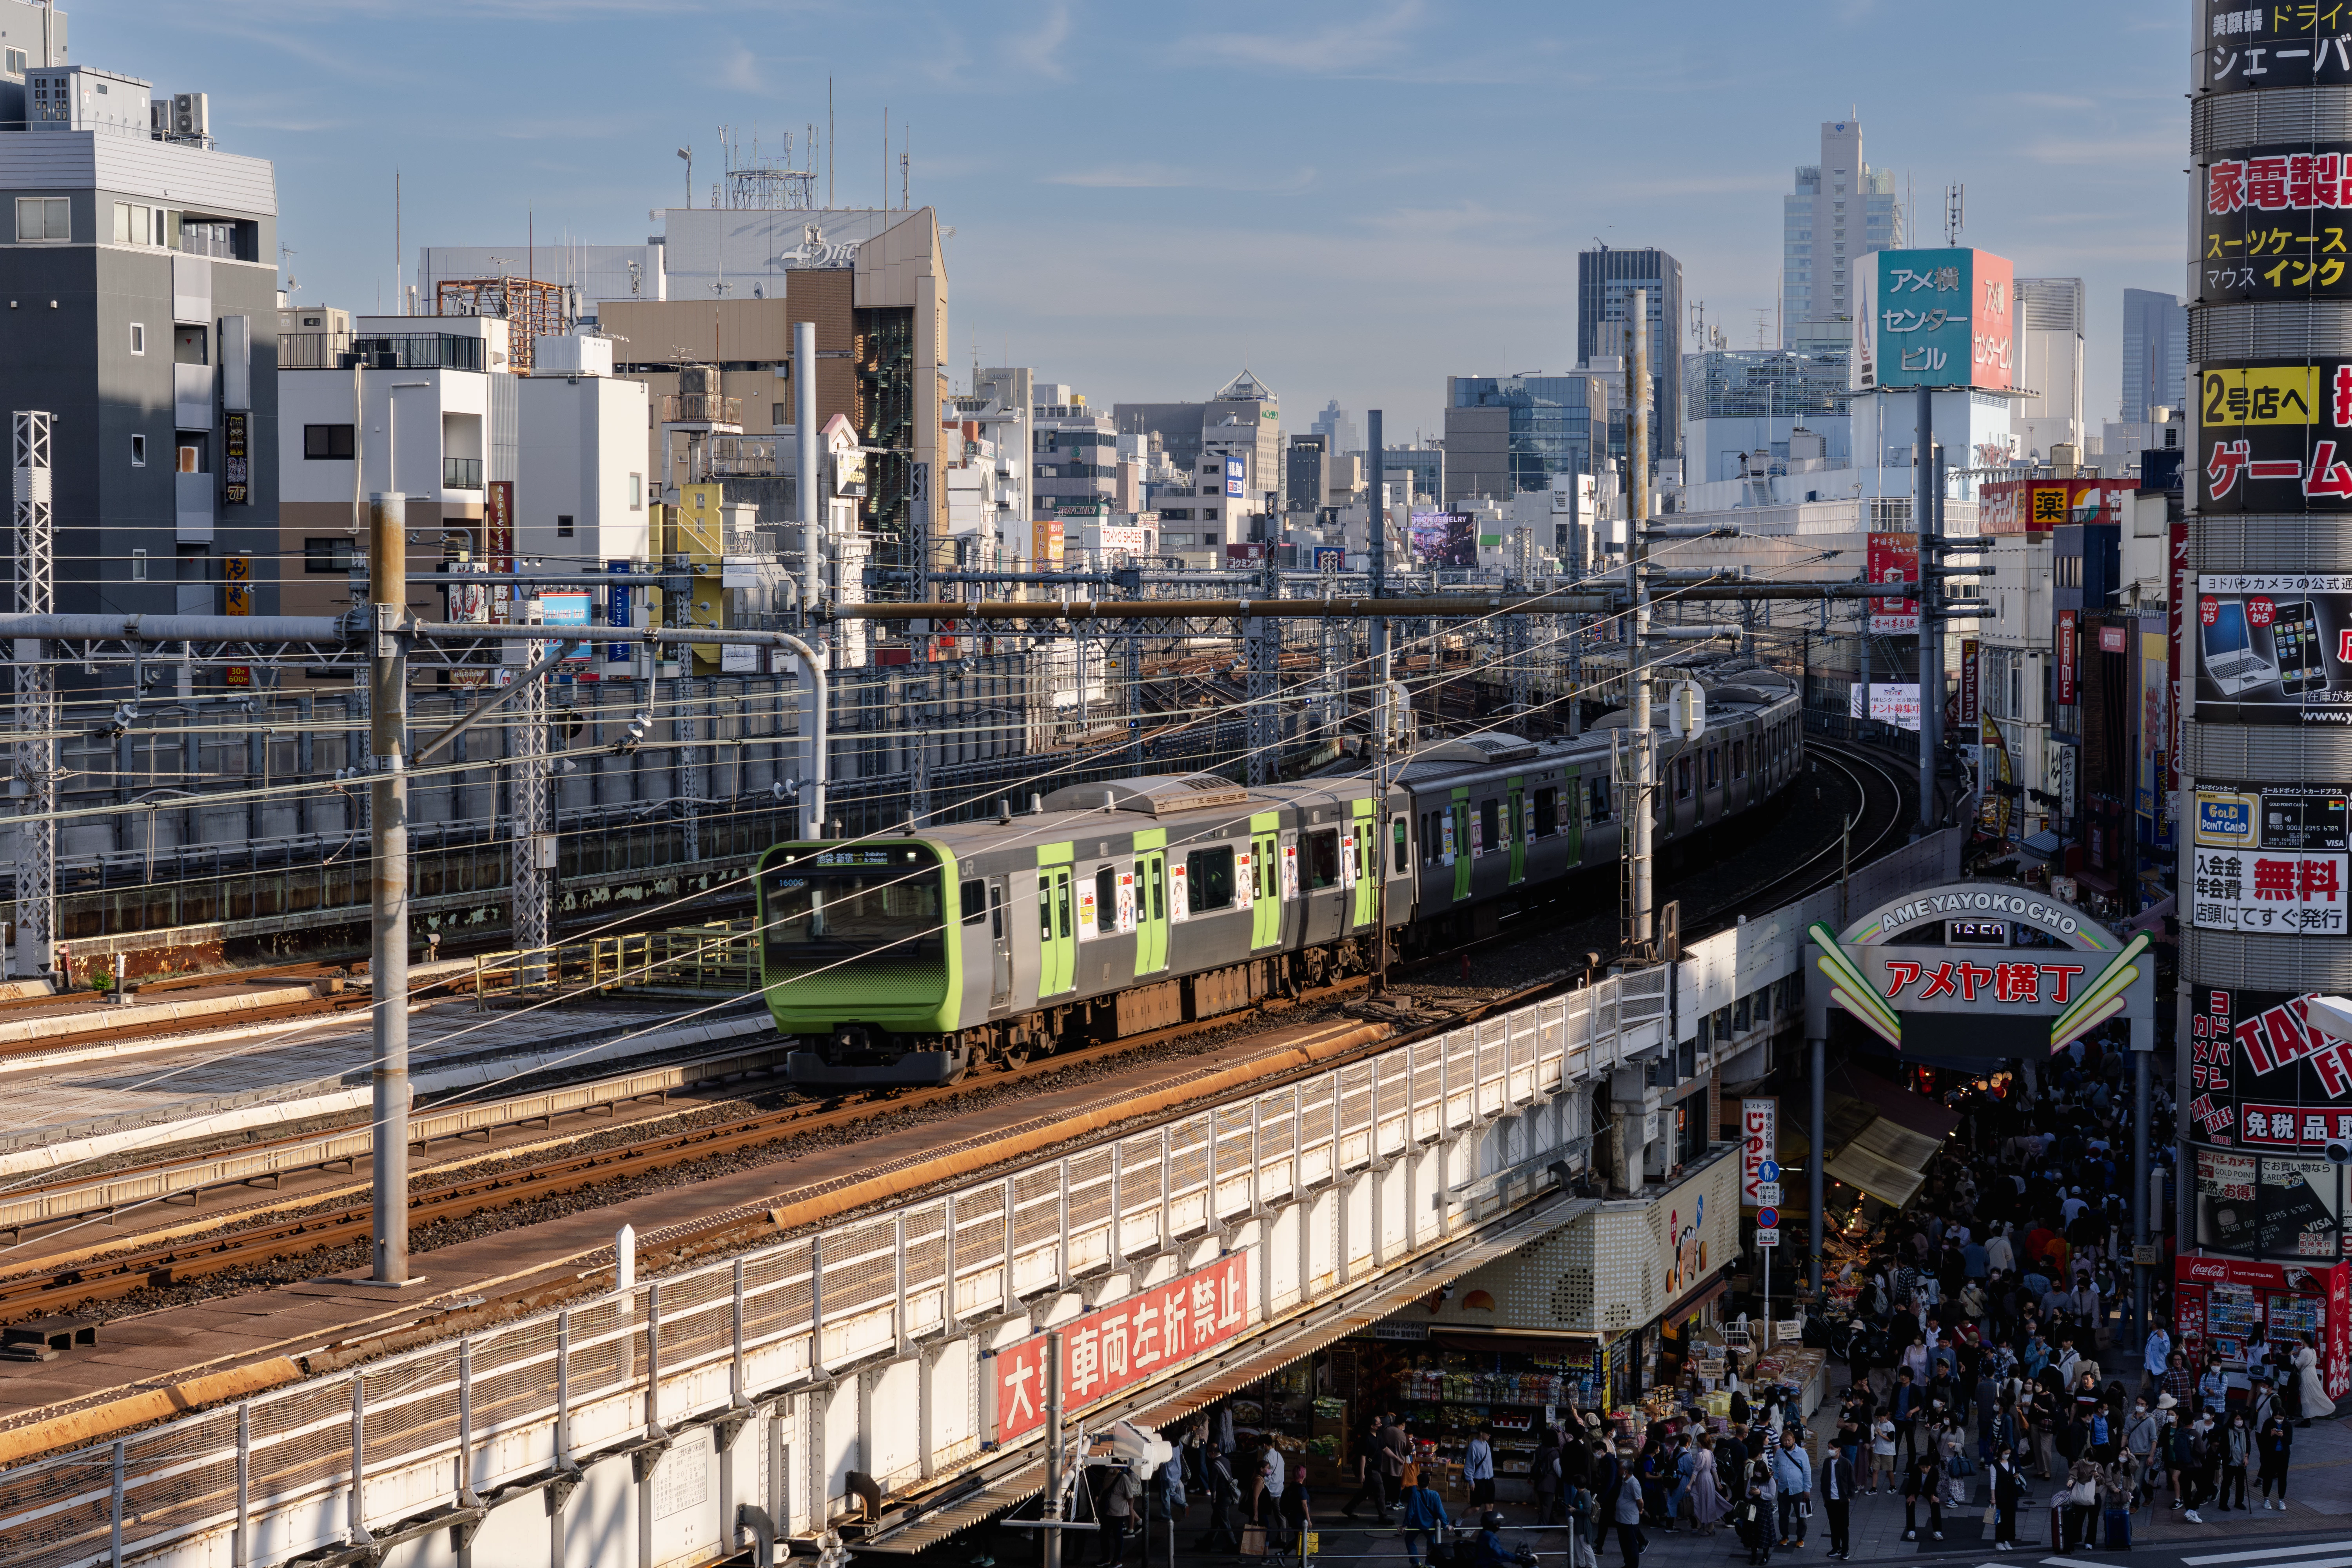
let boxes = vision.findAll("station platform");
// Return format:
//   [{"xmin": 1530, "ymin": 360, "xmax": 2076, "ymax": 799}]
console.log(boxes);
[{"xmin": 0, "ymin": 993, "xmax": 773, "ymax": 1177}]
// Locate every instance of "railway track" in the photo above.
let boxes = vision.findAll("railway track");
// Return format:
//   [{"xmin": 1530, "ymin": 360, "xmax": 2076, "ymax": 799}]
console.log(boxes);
[{"xmin": 0, "ymin": 729, "xmax": 1916, "ymax": 1325}]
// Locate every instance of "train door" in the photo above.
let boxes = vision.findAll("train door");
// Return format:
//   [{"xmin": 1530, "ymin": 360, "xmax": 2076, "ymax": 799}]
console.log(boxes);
[
  {"xmin": 1506, "ymin": 778, "xmax": 1526, "ymax": 886},
  {"xmin": 1450, "ymin": 789, "xmax": 1472, "ymax": 903},
  {"xmin": 1133, "ymin": 850, "xmax": 1168, "ymax": 976},
  {"xmin": 1351, "ymin": 801, "xmax": 1378, "ymax": 930},
  {"xmin": 1564, "ymin": 769, "xmax": 1584, "ymax": 866},
  {"xmin": 1038, "ymin": 867, "xmax": 1075, "ymax": 995},
  {"xmin": 989, "ymin": 880, "xmax": 1012, "ymax": 1008},
  {"xmin": 1251, "ymin": 821, "xmax": 1283, "ymax": 949}
]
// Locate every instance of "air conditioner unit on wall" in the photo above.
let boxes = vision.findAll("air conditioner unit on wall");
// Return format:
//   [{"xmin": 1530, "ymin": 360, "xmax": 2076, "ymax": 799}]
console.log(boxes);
[{"xmin": 172, "ymin": 92, "xmax": 206, "ymax": 139}]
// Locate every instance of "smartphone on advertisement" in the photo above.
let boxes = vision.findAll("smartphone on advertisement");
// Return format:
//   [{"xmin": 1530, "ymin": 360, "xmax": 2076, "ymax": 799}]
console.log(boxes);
[{"xmin": 2275, "ymin": 600, "xmax": 2330, "ymax": 695}]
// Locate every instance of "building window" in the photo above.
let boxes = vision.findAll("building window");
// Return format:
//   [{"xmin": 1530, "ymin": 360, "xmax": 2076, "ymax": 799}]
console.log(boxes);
[
  {"xmin": 305, "ymin": 537, "xmax": 361, "ymax": 574},
  {"xmin": 557, "ymin": 514, "xmax": 576, "ymax": 538},
  {"xmin": 303, "ymin": 424, "xmax": 355, "ymax": 460},
  {"xmin": 629, "ymin": 474, "xmax": 643, "ymax": 510},
  {"xmin": 132, "ymin": 548, "xmax": 147, "ymax": 581},
  {"xmin": 129, "ymin": 434, "xmax": 145, "ymax": 467},
  {"xmin": 772, "ymin": 402, "xmax": 787, "ymax": 427},
  {"xmin": 15, "ymin": 197, "xmax": 67, "ymax": 243},
  {"xmin": 5, "ymin": 49, "xmax": 26, "ymax": 74},
  {"xmin": 113, "ymin": 202, "xmax": 159, "ymax": 247},
  {"xmin": 176, "ymin": 443, "xmax": 201, "ymax": 474},
  {"xmin": 129, "ymin": 321, "xmax": 145, "ymax": 355}
]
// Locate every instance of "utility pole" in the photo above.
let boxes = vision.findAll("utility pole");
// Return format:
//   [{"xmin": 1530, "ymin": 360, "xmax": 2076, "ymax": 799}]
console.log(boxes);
[
  {"xmin": 1368, "ymin": 410, "xmax": 1391, "ymax": 987},
  {"xmin": 1626, "ymin": 289, "xmax": 1655, "ymax": 958},
  {"xmin": 1042, "ymin": 1331, "xmax": 1065, "ymax": 1568},
  {"xmin": 367, "ymin": 489, "xmax": 411, "ymax": 1287},
  {"xmin": 11, "ymin": 411, "xmax": 53, "ymax": 984}
]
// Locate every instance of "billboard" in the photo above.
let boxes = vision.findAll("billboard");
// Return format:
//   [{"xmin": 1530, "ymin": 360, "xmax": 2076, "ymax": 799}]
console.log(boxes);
[
  {"xmin": 1849, "ymin": 682, "xmax": 1922, "ymax": 730},
  {"xmin": 2189, "ymin": 780, "xmax": 2350, "ymax": 935},
  {"xmin": 2194, "ymin": 573, "xmax": 2352, "ymax": 723},
  {"xmin": 2195, "ymin": 360, "xmax": 2352, "ymax": 513},
  {"xmin": 1224, "ymin": 454, "xmax": 1245, "ymax": 499},
  {"xmin": 1409, "ymin": 509, "xmax": 1475, "ymax": 567},
  {"xmin": 1867, "ymin": 531, "xmax": 1919, "ymax": 633},
  {"xmin": 986, "ymin": 1251, "xmax": 1252, "ymax": 1442},
  {"xmin": 2058, "ymin": 610, "xmax": 2078, "ymax": 704},
  {"xmin": 1862, "ymin": 247, "xmax": 2013, "ymax": 391},
  {"xmin": 1739, "ymin": 1097, "xmax": 1776, "ymax": 1205},
  {"xmin": 2198, "ymin": 2, "xmax": 2352, "ymax": 94},
  {"xmin": 1978, "ymin": 477, "xmax": 2135, "ymax": 536},
  {"xmin": 486, "ymin": 480, "xmax": 515, "ymax": 621},
  {"xmin": 2201, "ymin": 148, "xmax": 2352, "ymax": 303}
]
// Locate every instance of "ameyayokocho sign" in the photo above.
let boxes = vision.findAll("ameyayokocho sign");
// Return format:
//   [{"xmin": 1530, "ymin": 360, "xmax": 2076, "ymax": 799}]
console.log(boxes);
[
  {"xmin": 2196, "ymin": 574, "xmax": 2352, "ymax": 724},
  {"xmin": 986, "ymin": 1252, "xmax": 1251, "ymax": 1443},
  {"xmin": 1806, "ymin": 881, "xmax": 2154, "ymax": 1061}
]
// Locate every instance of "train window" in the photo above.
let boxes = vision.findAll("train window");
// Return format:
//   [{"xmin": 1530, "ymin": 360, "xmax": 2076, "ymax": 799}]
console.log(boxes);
[
  {"xmin": 961, "ymin": 879, "xmax": 986, "ymax": 926},
  {"xmin": 1705, "ymin": 749, "xmax": 1719, "ymax": 790},
  {"xmin": 1674, "ymin": 758, "xmax": 1692, "ymax": 800},
  {"xmin": 1533, "ymin": 787, "xmax": 1557, "ymax": 838},
  {"xmin": 1479, "ymin": 800, "xmax": 1499, "ymax": 850},
  {"xmin": 1143, "ymin": 860, "xmax": 1164, "ymax": 921},
  {"xmin": 1731, "ymin": 740, "xmax": 1746, "ymax": 779},
  {"xmin": 990, "ymin": 885, "xmax": 1004, "ymax": 940},
  {"xmin": 1308, "ymin": 829, "xmax": 1340, "ymax": 890},
  {"xmin": 1058, "ymin": 883, "xmax": 1072, "ymax": 939},
  {"xmin": 1038, "ymin": 878, "xmax": 1053, "ymax": 940},
  {"xmin": 1421, "ymin": 811, "xmax": 1439, "ymax": 864},
  {"xmin": 1096, "ymin": 866, "xmax": 1117, "ymax": 933},
  {"xmin": 1393, "ymin": 817, "xmax": 1410, "ymax": 874},
  {"xmin": 1187, "ymin": 846, "xmax": 1235, "ymax": 913},
  {"xmin": 1588, "ymin": 777, "xmax": 1611, "ymax": 823}
]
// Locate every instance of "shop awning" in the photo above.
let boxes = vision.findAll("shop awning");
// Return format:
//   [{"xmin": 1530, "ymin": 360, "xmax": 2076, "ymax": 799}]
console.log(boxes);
[
  {"xmin": 855, "ymin": 1193, "xmax": 1595, "ymax": 1554},
  {"xmin": 1819, "ymin": 1066, "xmax": 1957, "ymax": 1210}
]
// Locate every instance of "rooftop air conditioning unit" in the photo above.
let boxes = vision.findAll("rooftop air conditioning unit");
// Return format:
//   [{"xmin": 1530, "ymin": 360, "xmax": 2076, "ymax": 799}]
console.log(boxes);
[{"xmin": 172, "ymin": 92, "xmax": 207, "ymax": 140}]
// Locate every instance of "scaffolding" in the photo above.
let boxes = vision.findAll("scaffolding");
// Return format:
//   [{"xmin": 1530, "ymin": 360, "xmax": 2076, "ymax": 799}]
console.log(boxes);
[{"xmin": 434, "ymin": 276, "xmax": 572, "ymax": 374}]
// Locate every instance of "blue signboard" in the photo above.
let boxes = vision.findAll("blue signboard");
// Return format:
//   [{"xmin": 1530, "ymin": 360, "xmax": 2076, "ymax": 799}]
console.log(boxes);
[
  {"xmin": 606, "ymin": 559, "xmax": 632, "ymax": 664},
  {"xmin": 1224, "ymin": 455, "xmax": 1245, "ymax": 499},
  {"xmin": 1861, "ymin": 247, "xmax": 2014, "ymax": 392}
]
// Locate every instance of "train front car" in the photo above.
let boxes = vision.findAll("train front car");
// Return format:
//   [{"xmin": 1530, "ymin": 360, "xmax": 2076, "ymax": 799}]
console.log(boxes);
[{"xmin": 757, "ymin": 838, "xmax": 969, "ymax": 1086}]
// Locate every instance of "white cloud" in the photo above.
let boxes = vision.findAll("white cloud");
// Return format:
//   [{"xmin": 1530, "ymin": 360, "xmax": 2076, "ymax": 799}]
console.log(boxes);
[
  {"xmin": 1044, "ymin": 165, "xmax": 1316, "ymax": 193},
  {"xmin": 1004, "ymin": 2, "xmax": 1074, "ymax": 80}
]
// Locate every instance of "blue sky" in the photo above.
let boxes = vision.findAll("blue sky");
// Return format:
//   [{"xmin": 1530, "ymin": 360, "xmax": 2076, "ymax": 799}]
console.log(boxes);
[{"xmin": 105, "ymin": 0, "xmax": 2187, "ymax": 439}]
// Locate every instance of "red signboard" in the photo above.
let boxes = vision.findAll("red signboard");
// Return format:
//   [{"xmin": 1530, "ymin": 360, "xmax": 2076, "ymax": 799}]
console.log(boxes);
[
  {"xmin": 1867, "ymin": 531, "xmax": 1919, "ymax": 633},
  {"xmin": 2057, "ymin": 610, "xmax": 2078, "ymax": 704},
  {"xmin": 2175, "ymin": 1254, "xmax": 2352, "ymax": 1398},
  {"xmin": 1978, "ymin": 477, "xmax": 2135, "ymax": 537},
  {"xmin": 1739, "ymin": 1097, "xmax": 1776, "ymax": 1205},
  {"xmin": 1959, "ymin": 639, "xmax": 1979, "ymax": 726},
  {"xmin": 2099, "ymin": 624, "xmax": 2129, "ymax": 654},
  {"xmin": 989, "ymin": 1252, "xmax": 1252, "ymax": 1443}
]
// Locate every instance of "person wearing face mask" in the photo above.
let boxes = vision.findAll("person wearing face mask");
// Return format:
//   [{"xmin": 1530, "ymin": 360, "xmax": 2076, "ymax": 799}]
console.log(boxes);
[
  {"xmin": 2122, "ymin": 1396, "xmax": 2160, "ymax": 1508},
  {"xmin": 1991, "ymin": 1449, "xmax": 2025, "ymax": 1551},
  {"xmin": 2220, "ymin": 1410, "xmax": 2251, "ymax": 1512}
]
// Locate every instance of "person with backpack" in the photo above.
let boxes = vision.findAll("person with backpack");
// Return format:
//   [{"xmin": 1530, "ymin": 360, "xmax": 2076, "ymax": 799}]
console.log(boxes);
[
  {"xmin": 1563, "ymin": 1479, "xmax": 1598, "ymax": 1568},
  {"xmin": 2171, "ymin": 1414, "xmax": 2208, "ymax": 1523},
  {"xmin": 1196, "ymin": 1439, "xmax": 1240, "ymax": 1553},
  {"xmin": 1531, "ymin": 1431, "xmax": 1564, "ymax": 1528},
  {"xmin": 1398, "ymin": 1472, "xmax": 1452, "ymax": 1568}
]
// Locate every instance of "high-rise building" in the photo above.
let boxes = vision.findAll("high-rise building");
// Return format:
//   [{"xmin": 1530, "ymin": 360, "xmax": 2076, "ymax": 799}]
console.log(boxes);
[
  {"xmin": 1443, "ymin": 376, "xmax": 1609, "ymax": 506},
  {"xmin": 1112, "ymin": 369, "xmax": 1281, "ymax": 482},
  {"xmin": 1308, "ymin": 399, "xmax": 1362, "ymax": 456},
  {"xmin": 0, "ymin": 3, "xmax": 283, "ymax": 632},
  {"xmin": 1780, "ymin": 119, "xmax": 1903, "ymax": 349},
  {"xmin": 2120, "ymin": 287, "xmax": 2185, "ymax": 422},
  {"xmin": 1576, "ymin": 248, "xmax": 1682, "ymax": 460},
  {"xmin": 2013, "ymin": 278, "xmax": 2086, "ymax": 461}
]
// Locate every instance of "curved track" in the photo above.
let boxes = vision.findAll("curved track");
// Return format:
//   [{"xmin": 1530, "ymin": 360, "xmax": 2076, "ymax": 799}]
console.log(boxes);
[{"xmin": 0, "ymin": 726, "xmax": 1926, "ymax": 1324}]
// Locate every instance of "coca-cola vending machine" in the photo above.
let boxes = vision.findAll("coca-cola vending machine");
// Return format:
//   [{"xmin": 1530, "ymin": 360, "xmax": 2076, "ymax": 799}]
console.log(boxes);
[{"xmin": 2175, "ymin": 1253, "xmax": 2352, "ymax": 1399}]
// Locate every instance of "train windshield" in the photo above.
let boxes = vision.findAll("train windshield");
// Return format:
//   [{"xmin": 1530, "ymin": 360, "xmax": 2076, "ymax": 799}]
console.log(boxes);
[{"xmin": 764, "ymin": 845, "xmax": 944, "ymax": 962}]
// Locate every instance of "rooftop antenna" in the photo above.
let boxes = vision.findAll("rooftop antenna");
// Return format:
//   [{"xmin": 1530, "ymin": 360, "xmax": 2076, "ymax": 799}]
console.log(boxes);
[
  {"xmin": 827, "ymin": 78, "xmax": 834, "ymax": 208},
  {"xmin": 902, "ymin": 126, "xmax": 909, "ymax": 210},
  {"xmin": 1944, "ymin": 183, "xmax": 1965, "ymax": 247}
]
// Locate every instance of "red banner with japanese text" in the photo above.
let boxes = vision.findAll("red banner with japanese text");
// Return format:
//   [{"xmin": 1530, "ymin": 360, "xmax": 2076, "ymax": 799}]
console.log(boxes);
[
  {"xmin": 989, "ymin": 1251, "xmax": 1252, "ymax": 1443},
  {"xmin": 2057, "ymin": 610, "xmax": 2078, "ymax": 705}
]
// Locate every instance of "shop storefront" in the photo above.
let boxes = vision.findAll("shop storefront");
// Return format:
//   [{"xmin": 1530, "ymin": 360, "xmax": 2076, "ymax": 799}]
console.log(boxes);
[{"xmin": 2174, "ymin": 1253, "xmax": 2352, "ymax": 1403}]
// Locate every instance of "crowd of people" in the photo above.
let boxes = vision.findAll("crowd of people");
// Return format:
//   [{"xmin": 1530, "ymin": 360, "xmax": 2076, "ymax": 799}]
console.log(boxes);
[{"xmin": 1039, "ymin": 1047, "xmax": 2336, "ymax": 1564}]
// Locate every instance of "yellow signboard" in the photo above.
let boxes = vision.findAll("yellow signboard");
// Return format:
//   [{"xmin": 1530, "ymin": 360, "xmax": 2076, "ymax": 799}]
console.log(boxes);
[{"xmin": 2199, "ymin": 365, "xmax": 2321, "ymax": 426}]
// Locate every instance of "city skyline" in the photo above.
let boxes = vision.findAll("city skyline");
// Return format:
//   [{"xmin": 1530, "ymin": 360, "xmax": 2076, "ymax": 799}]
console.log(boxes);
[{"xmin": 103, "ymin": 1, "xmax": 2185, "ymax": 441}]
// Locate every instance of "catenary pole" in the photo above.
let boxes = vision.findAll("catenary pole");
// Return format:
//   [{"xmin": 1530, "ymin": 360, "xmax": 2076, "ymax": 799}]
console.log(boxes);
[
  {"xmin": 367, "ymin": 490, "xmax": 410, "ymax": 1286},
  {"xmin": 1629, "ymin": 290, "xmax": 1653, "ymax": 956}
]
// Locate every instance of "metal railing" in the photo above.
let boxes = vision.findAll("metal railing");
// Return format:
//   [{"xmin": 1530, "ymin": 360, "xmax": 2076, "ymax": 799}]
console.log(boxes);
[
  {"xmin": 442, "ymin": 456, "xmax": 483, "ymax": 490},
  {"xmin": 472, "ymin": 924, "xmax": 759, "ymax": 1005},
  {"xmin": 0, "ymin": 964, "xmax": 1662, "ymax": 1568},
  {"xmin": 278, "ymin": 332, "xmax": 488, "ymax": 373}
]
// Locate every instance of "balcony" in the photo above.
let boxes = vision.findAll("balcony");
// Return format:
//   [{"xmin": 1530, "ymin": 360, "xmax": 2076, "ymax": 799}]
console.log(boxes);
[
  {"xmin": 278, "ymin": 332, "xmax": 487, "ymax": 373},
  {"xmin": 442, "ymin": 457, "xmax": 483, "ymax": 490}
]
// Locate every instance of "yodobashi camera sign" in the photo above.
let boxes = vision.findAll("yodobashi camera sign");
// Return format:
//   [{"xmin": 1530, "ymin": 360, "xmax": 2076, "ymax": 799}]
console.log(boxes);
[{"xmin": 2195, "ymin": 574, "xmax": 2352, "ymax": 723}]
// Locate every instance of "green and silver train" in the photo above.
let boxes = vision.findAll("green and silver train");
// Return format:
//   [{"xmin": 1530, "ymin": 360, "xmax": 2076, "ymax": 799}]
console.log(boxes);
[{"xmin": 756, "ymin": 666, "xmax": 1804, "ymax": 1085}]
